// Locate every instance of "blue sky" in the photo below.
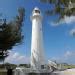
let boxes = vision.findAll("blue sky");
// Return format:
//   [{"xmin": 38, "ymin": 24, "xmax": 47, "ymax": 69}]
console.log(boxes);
[{"xmin": 0, "ymin": 0, "xmax": 75, "ymax": 64}]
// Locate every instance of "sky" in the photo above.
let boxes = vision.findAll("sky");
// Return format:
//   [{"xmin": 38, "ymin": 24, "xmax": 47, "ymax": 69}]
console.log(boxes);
[{"xmin": 0, "ymin": 0, "xmax": 75, "ymax": 64}]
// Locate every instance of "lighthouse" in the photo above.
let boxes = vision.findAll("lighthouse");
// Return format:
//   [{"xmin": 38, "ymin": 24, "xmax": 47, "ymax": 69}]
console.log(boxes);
[{"xmin": 30, "ymin": 7, "xmax": 45, "ymax": 71}]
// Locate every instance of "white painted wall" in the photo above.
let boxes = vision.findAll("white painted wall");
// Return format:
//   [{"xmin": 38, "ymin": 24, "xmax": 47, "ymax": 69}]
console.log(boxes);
[{"xmin": 31, "ymin": 7, "xmax": 45, "ymax": 70}]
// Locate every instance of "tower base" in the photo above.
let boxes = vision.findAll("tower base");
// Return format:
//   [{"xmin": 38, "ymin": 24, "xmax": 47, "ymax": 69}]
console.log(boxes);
[{"xmin": 14, "ymin": 66, "xmax": 51, "ymax": 75}]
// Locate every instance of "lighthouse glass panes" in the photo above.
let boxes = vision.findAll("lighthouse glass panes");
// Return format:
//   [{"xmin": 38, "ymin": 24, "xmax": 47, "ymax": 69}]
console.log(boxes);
[{"xmin": 35, "ymin": 10, "xmax": 40, "ymax": 13}]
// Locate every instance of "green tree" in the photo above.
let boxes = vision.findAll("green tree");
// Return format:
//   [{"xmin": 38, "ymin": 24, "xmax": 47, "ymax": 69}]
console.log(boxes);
[
  {"xmin": 40, "ymin": 0, "xmax": 75, "ymax": 20},
  {"xmin": 0, "ymin": 7, "xmax": 25, "ymax": 62}
]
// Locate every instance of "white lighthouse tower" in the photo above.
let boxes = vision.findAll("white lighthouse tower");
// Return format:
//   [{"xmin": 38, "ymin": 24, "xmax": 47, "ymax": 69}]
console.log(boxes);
[{"xmin": 30, "ymin": 7, "xmax": 45, "ymax": 71}]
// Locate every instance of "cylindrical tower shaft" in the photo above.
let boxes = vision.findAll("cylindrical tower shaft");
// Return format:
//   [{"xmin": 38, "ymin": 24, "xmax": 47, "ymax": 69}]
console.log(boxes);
[{"xmin": 31, "ymin": 7, "xmax": 45, "ymax": 70}]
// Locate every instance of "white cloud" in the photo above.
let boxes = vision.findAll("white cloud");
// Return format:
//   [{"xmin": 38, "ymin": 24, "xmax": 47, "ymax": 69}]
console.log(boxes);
[
  {"xmin": 69, "ymin": 28, "xmax": 75, "ymax": 36},
  {"xmin": 64, "ymin": 51, "xmax": 72, "ymax": 58},
  {"xmin": 5, "ymin": 51, "xmax": 30, "ymax": 64},
  {"xmin": 13, "ymin": 52, "xmax": 19, "ymax": 59},
  {"xmin": 63, "ymin": 51, "xmax": 75, "ymax": 64},
  {"xmin": 50, "ymin": 16, "xmax": 75, "ymax": 26},
  {"xmin": 50, "ymin": 51, "xmax": 75, "ymax": 64},
  {"xmin": 50, "ymin": 19, "xmax": 65, "ymax": 27},
  {"xmin": 64, "ymin": 51, "xmax": 75, "ymax": 57},
  {"xmin": 64, "ymin": 16, "xmax": 75, "ymax": 24}
]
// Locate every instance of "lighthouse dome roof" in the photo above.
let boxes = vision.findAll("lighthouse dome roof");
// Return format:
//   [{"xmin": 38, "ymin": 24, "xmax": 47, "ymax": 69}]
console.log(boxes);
[
  {"xmin": 34, "ymin": 7, "xmax": 40, "ymax": 11},
  {"xmin": 32, "ymin": 7, "xmax": 41, "ymax": 14},
  {"xmin": 31, "ymin": 7, "xmax": 42, "ymax": 20}
]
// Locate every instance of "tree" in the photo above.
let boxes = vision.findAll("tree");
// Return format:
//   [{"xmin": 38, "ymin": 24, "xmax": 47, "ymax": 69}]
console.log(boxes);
[
  {"xmin": 40, "ymin": 0, "xmax": 75, "ymax": 36},
  {"xmin": 0, "ymin": 7, "xmax": 25, "ymax": 62},
  {"xmin": 19, "ymin": 64, "xmax": 30, "ymax": 68},
  {"xmin": 40, "ymin": 0, "xmax": 75, "ymax": 21}
]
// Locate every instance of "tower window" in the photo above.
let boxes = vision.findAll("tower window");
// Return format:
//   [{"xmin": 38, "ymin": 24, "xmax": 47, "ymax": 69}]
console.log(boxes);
[
  {"xmin": 41, "ymin": 65, "xmax": 44, "ymax": 69},
  {"xmin": 35, "ymin": 10, "xmax": 40, "ymax": 13}
]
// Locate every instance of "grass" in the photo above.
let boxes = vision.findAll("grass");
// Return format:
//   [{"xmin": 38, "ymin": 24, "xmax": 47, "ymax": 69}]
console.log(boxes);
[
  {"xmin": 0, "ymin": 70, "xmax": 7, "ymax": 75},
  {"xmin": 63, "ymin": 65, "xmax": 75, "ymax": 69}
]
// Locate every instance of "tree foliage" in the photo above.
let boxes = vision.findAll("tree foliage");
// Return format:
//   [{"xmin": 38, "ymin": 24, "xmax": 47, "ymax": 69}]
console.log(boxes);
[
  {"xmin": 0, "ymin": 7, "xmax": 25, "ymax": 61},
  {"xmin": 40, "ymin": 0, "xmax": 75, "ymax": 19}
]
